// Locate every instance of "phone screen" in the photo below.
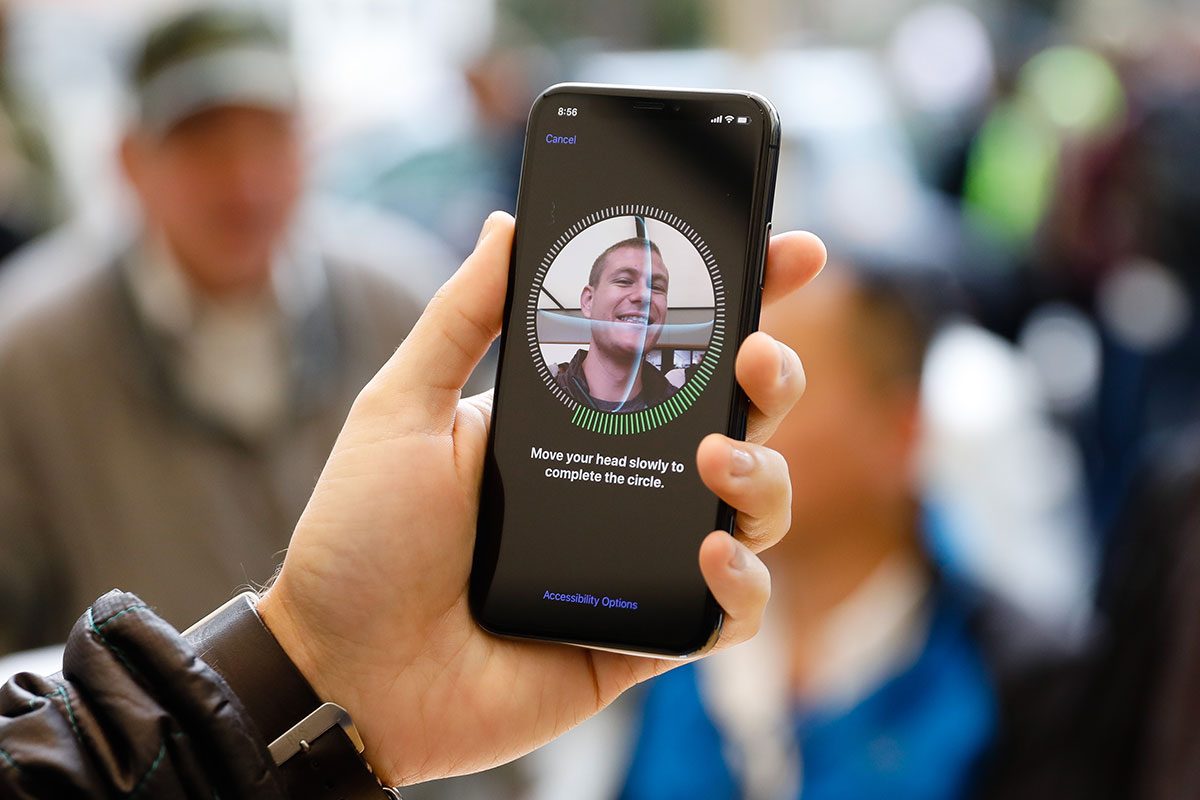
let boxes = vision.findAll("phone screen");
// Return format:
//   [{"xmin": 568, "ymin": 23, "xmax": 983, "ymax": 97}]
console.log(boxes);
[{"xmin": 472, "ymin": 86, "xmax": 778, "ymax": 656}]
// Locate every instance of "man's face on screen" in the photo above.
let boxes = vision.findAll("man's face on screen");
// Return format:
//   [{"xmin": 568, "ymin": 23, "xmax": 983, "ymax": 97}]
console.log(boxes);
[{"xmin": 581, "ymin": 245, "xmax": 669, "ymax": 361}]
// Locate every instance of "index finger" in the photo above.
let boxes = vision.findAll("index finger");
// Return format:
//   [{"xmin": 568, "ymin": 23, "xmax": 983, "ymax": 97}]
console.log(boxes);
[
  {"xmin": 355, "ymin": 212, "xmax": 514, "ymax": 428},
  {"xmin": 762, "ymin": 230, "xmax": 826, "ymax": 307},
  {"xmin": 736, "ymin": 331, "xmax": 804, "ymax": 445},
  {"xmin": 733, "ymin": 230, "xmax": 824, "ymax": 444}
]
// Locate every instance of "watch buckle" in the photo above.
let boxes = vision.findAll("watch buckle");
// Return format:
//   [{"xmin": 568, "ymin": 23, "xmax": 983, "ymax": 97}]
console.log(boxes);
[{"xmin": 268, "ymin": 702, "xmax": 365, "ymax": 765}]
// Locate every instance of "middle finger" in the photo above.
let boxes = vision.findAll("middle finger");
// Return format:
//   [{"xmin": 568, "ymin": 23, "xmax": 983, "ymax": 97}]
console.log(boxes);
[
  {"xmin": 695, "ymin": 433, "xmax": 792, "ymax": 552},
  {"xmin": 736, "ymin": 331, "xmax": 806, "ymax": 445}
]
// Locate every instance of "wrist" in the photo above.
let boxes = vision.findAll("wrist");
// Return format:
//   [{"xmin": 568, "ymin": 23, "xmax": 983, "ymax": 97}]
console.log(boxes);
[
  {"xmin": 256, "ymin": 584, "xmax": 329, "ymax": 702},
  {"xmin": 256, "ymin": 583, "xmax": 382, "ymax": 775}
]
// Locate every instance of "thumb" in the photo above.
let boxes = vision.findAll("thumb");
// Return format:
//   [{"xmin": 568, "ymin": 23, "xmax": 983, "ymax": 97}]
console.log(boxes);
[{"xmin": 359, "ymin": 211, "xmax": 514, "ymax": 428}]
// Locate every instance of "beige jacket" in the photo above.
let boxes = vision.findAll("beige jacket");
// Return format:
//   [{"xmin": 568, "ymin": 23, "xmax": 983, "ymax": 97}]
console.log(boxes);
[{"xmin": 0, "ymin": 238, "xmax": 430, "ymax": 653}]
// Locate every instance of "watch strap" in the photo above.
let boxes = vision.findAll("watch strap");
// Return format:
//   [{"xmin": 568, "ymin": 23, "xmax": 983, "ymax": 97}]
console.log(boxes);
[
  {"xmin": 186, "ymin": 592, "xmax": 321, "ymax": 743},
  {"xmin": 185, "ymin": 592, "xmax": 395, "ymax": 799}
]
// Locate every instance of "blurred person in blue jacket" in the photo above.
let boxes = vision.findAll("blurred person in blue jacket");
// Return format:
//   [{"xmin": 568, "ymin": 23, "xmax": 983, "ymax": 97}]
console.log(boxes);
[
  {"xmin": 615, "ymin": 257, "xmax": 1074, "ymax": 800},
  {"xmin": 401, "ymin": 254, "xmax": 1079, "ymax": 800},
  {"xmin": 0, "ymin": 6, "xmax": 453, "ymax": 653}
]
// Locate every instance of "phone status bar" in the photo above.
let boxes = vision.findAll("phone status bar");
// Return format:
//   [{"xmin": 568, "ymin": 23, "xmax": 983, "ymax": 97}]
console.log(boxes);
[{"xmin": 708, "ymin": 114, "xmax": 752, "ymax": 125}]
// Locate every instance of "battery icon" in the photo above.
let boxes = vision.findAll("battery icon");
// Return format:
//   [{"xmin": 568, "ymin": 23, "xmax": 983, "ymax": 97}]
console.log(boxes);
[{"xmin": 736, "ymin": 116, "xmax": 750, "ymax": 124}]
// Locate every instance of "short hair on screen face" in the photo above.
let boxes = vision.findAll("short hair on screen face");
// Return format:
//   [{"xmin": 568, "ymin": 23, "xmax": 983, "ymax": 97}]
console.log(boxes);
[{"xmin": 588, "ymin": 238, "xmax": 663, "ymax": 287}]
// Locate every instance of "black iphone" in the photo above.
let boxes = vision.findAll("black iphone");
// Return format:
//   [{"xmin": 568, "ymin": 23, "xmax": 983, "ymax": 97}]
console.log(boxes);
[{"xmin": 470, "ymin": 83, "xmax": 780, "ymax": 657}]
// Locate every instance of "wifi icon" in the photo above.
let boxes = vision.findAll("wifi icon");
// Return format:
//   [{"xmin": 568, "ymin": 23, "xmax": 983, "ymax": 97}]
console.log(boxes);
[{"xmin": 724, "ymin": 115, "xmax": 735, "ymax": 123}]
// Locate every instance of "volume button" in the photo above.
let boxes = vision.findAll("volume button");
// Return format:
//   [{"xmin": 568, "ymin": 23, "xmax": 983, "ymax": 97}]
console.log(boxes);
[{"xmin": 759, "ymin": 222, "xmax": 772, "ymax": 289}]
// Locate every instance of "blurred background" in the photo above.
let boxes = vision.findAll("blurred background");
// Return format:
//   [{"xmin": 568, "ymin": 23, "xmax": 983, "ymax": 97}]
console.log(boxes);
[{"xmin": 0, "ymin": 0, "xmax": 1198, "ymax": 798}]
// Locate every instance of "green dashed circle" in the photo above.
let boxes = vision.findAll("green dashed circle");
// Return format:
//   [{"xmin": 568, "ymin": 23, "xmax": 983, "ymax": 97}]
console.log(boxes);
[{"xmin": 527, "ymin": 204, "xmax": 725, "ymax": 434}]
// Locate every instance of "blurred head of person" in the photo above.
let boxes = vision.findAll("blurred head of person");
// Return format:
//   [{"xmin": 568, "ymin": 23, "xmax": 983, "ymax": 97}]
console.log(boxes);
[
  {"xmin": 120, "ymin": 7, "xmax": 302, "ymax": 298},
  {"xmin": 463, "ymin": 16, "xmax": 560, "ymax": 136},
  {"xmin": 763, "ymin": 258, "xmax": 942, "ymax": 566}
]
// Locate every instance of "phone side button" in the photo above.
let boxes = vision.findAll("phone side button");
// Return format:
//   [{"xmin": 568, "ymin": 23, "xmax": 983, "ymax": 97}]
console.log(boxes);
[{"xmin": 759, "ymin": 222, "xmax": 772, "ymax": 289}]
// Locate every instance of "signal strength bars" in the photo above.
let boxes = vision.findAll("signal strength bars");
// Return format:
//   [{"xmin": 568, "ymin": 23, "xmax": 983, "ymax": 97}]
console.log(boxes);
[{"xmin": 710, "ymin": 115, "xmax": 751, "ymax": 124}]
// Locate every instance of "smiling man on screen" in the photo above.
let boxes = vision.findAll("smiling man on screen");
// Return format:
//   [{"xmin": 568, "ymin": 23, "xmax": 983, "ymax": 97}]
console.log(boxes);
[{"xmin": 554, "ymin": 237, "xmax": 677, "ymax": 412}]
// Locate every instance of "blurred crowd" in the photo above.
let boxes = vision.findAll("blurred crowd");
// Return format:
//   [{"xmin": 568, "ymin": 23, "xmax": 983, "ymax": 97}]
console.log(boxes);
[{"xmin": 0, "ymin": 0, "xmax": 1198, "ymax": 798}]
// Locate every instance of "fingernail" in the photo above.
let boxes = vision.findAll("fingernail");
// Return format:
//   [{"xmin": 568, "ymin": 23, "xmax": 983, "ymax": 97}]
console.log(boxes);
[
  {"xmin": 776, "ymin": 340, "xmax": 792, "ymax": 381},
  {"xmin": 476, "ymin": 212, "xmax": 500, "ymax": 248},
  {"xmin": 730, "ymin": 445, "xmax": 754, "ymax": 476},
  {"xmin": 728, "ymin": 539, "xmax": 750, "ymax": 571}
]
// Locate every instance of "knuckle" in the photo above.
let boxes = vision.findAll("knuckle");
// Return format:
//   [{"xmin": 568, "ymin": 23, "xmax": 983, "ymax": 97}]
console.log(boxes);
[
  {"xmin": 745, "ymin": 414, "xmax": 775, "ymax": 445},
  {"xmin": 740, "ymin": 601, "xmax": 766, "ymax": 638},
  {"xmin": 759, "ymin": 444, "xmax": 788, "ymax": 473},
  {"xmin": 350, "ymin": 373, "xmax": 394, "ymax": 418},
  {"xmin": 792, "ymin": 356, "xmax": 808, "ymax": 395},
  {"xmin": 737, "ymin": 499, "xmax": 790, "ymax": 552},
  {"xmin": 738, "ymin": 517, "xmax": 775, "ymax": 549}
]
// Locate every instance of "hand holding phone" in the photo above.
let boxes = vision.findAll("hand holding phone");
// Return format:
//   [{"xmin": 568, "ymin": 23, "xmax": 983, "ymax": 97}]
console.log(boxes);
[{"xmin": 259, "ymin": 208, "xmax": 824, "ymax": 786}]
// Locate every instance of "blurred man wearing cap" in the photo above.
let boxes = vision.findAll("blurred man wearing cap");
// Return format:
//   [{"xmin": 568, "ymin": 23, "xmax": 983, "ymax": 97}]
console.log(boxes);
[{"xmin": 0, "ymin": 7, "xmax": 448, "ymax": 652}]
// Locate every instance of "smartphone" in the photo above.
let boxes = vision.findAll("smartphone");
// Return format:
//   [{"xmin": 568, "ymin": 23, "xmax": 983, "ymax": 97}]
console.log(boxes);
[{"xmin": 470, "ymin": 83, "xmax": 780, "ymax": 657}]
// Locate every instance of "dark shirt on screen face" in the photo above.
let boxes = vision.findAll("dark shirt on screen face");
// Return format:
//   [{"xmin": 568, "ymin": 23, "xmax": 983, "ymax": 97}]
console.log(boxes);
[{"xmin": 553, "ymin": 348, "xmax": 677, "ymax": 413}]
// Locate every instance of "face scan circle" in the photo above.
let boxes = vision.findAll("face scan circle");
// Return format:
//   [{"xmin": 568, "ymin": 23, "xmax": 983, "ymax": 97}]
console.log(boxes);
[{"xmin": 533, "ymin": 212, "xmax": 718, "ymax": 419}]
